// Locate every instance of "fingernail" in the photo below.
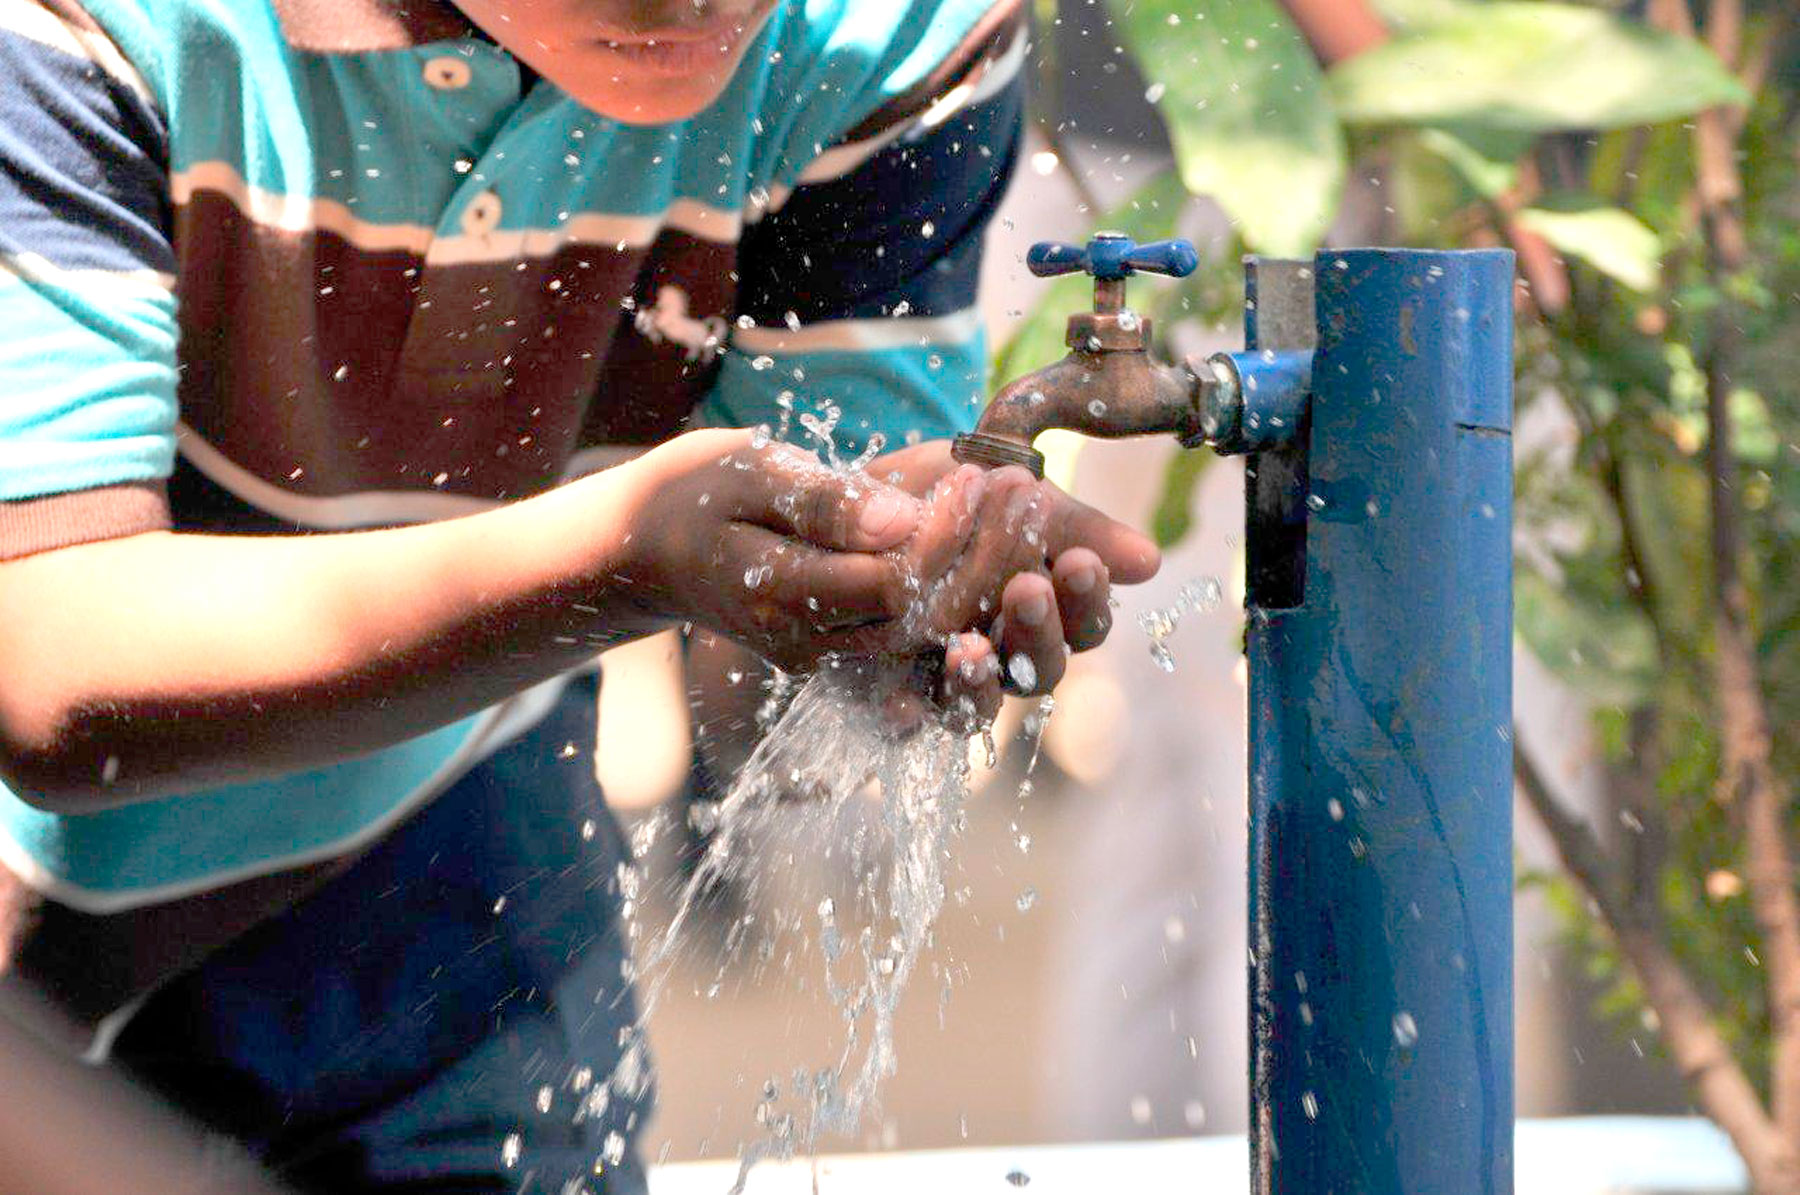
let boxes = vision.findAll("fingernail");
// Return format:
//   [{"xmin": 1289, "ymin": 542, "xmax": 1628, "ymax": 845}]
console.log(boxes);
[
  {"xmin": 858, "ymin": 490, "xmax": 912, "ymax": 540},
  {"xmin": 1065, "ymin": 566, "xmax": 1098, "ymax": 595},
  {"xmin": 1017, "ymin": 592, "xmax": 1050, "ymax": 627}
]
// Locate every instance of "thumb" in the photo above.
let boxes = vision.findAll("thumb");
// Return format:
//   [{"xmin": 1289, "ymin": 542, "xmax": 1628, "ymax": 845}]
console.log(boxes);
[
  {"xmin": 1044, "ymin": 487, "xmax": 1161, "ymax": 584},
  {"xmin": 739, "ymin": 450, "xmax": 922, "ymax": 552}
]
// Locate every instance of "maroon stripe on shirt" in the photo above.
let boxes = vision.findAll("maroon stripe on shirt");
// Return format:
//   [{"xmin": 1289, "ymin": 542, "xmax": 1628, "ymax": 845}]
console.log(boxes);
[
  {"xmin": 173, "ymin": 190, "xmax": 738, "ymax": 513},
  {"xmin": 0, "ymin": 481, "xmax": 171, "ymax": 561}
]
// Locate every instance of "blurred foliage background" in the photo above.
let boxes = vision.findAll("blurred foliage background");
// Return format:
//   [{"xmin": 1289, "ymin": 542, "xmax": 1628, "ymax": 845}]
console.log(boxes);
[{"xmin": 1002, "ymin": 0, "xmax": 1797, "ymax": 1180}]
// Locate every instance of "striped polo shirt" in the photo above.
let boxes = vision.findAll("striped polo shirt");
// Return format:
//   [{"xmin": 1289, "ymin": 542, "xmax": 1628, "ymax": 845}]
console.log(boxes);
[{"xmin": 0, "ymin": 0, "xmax": 1023, "ymax": 1030}]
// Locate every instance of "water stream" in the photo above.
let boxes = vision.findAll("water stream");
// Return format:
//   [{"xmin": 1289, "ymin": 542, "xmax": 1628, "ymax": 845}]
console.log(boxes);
[
  {"xmin": 537, "ymin": 400, "xmax": 1218, "ymax": 1190},
  {"xmin": 607, "ymin": 663, "xmax": 1054, "ymax": 1192}
]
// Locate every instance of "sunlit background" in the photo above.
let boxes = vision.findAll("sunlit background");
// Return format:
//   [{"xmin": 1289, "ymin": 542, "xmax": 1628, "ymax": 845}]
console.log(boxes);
[{"xmin": 593, "ymin": 2, "xmax": 1693, "ymax": 1164}]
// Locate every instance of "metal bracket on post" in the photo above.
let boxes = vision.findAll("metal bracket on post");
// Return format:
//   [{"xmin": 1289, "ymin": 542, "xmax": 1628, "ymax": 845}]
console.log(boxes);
[{"xmin": 1246, "ymin": 250, "xmax": 1516, "ymax": 1194}]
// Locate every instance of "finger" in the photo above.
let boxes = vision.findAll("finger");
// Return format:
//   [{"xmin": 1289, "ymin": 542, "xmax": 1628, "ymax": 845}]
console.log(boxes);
[
  {"xmin": 1041, "ymin": 487, "xmax": 1161, "ymax": 584},
  {"xmin": 941, "ymin": 631, "xmax": 1003, "ymax": 732},
  {"xmin": 736, "ymin": 445, "xmax": 920, "ymax": 551},
  {"xmin": 904, "ymin": 464, "xmax": 987, "ymax": 592},
  {"xmin": 995, "ymin": 571, "xmax": 1066, "ymax": 697},
  {"xmin": 720, "ymin": 524, "xmax": 909, "ymax": 654},
  {"xmin": 1051, "ymin": 548, "xmax": 1113, "ymax": 653},
  {"xmin": 918, "ymin": 466, "xmax": 1046, "ymax": 636},
  {"xmin": 864, "ymin": 438, "xmax": 958, "ymax": 497}
]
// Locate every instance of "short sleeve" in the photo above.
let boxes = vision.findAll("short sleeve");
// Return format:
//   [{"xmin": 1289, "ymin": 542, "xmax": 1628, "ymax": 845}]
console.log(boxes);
[
  {"xmin": 0, "ymin": 0, "xmax": 177, "ymax": 558},
  {"xmin": 702, "ymin": 6, "xmax": 1024, "ymax": 459}
]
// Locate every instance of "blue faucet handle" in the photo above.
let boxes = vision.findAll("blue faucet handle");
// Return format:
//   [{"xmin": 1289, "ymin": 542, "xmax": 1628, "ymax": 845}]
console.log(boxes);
[
  {"xmin": 1123, "ymin": 239, "xmax": 1200, "ymax": 279},
  {"xmin": 1025, "ymin": 240, "xmax": 1091, "ymax": 278},
  {"xmin": 1025, "ymin": 234, "xmax": 1199, "ymax": 281}
]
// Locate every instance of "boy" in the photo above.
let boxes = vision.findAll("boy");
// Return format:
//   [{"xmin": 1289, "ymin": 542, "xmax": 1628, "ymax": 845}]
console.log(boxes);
[{"xmin": 0, "ymin": 0, "xmax": 1157, "ymax": 1189}]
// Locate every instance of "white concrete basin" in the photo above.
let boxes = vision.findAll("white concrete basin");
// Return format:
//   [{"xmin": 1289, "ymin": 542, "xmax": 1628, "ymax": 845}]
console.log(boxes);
[{"xmin": 650, "ymin": 1117, "xmax": 1745, "ymax": 1194}]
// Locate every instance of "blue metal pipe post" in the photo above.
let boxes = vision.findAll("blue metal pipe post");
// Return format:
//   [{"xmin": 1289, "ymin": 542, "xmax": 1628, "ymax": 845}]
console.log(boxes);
[{"xmin": 1246, "ymin": 249, "xmax": 1516, "ymax": 1192}]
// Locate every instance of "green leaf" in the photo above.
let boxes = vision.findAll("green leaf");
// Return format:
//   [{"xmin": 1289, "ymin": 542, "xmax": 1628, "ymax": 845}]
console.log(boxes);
[
  {"xmin": 1149, "ymin": 446, "xmax": 1215, "ymax": 548},
  {"xmin": 1416, "ymin": 126, "xmax": 1533, "ymax": 198},
  {"xmin": 1329, "ymin": 3, "xmax": 1750, "ymax": 133},
  {"xmin": 1516, "ymin": 198, "xmax": 1662, "ymax": 292},
  {"xmin": 1113, "ymin": 0, "xmax": 1345, "ymax": 256},
  {"xmin": 1370, "ymin": 0, "xmax": 1468, "ymax": 32}
]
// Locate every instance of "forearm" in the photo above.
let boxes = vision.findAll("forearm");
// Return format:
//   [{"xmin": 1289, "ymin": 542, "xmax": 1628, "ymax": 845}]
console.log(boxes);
[{"xmin": 0, "ymin": 467, "xmax": 662, "ymax": 812}]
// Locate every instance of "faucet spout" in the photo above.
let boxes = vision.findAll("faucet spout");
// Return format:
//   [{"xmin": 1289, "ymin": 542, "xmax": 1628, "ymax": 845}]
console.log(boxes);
[
  {"xmin": 952, "ymin": 232, "xmax": 1218, "ymax": 479},
  {"xmin": 955, "ymin": 350, "xmax": 1211, "ymax": 479}
]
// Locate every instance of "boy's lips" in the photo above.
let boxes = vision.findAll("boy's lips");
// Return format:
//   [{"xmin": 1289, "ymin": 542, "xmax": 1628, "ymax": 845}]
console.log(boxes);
[{"xmin": 591, "ymin": 8, "xmax": 769, "ymax": 75}]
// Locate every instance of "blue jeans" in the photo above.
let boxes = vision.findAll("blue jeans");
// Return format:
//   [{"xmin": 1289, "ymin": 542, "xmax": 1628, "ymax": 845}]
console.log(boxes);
[{"xmin": 111, "ymin": 675, "xmax": 651, "ymax": 1193}]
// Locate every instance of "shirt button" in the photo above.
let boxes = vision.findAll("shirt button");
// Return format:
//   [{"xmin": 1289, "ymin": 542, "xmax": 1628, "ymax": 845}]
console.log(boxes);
[
  {"xmin": 424, "ymin": 56, "xmax": 472, "ymax": 90},
  {"xmin": 461, "ymin": 190, "xmax": 502, "ymax": 236}
]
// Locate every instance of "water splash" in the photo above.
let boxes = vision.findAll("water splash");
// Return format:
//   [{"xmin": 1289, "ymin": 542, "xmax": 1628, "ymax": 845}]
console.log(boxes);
[
  {"xmin": 604, "ymin": 666, "xmax": 1057, "ymax": 1191},
  {"xmin": 1135, "ymin": 576, "xmax": 1223, "ymax": 672}
]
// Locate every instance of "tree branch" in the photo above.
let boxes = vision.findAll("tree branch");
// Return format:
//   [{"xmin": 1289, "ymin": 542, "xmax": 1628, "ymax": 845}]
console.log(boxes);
[
  {"xmin": 1515, "ymin": 743, "xmax": 1799, "ymax": 1187},
  {"xmin": 1690, "ymin": 0, "xmax": 1800, "ymax": 1149}
]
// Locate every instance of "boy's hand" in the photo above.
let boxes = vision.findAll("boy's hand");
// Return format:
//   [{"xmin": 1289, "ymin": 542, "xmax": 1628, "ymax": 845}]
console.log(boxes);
[
  {"xmin": 622, "ymin": 430, "xmax": 1158, "ymax": 724},
  {"xmin": 874, "ymin": 441, "xmax": 1160, "ymax": 719},
  {"xmin": 618, "ymin": 429, "xmax": 922, "ymax": 672}
]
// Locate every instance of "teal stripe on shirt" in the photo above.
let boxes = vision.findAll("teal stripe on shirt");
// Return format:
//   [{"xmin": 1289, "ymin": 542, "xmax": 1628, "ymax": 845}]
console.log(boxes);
[
  {"xmin": 702, "ymin": 330, "xmax": 986, "ymax": 460},
  {"xmin": 0, "ymin": 272, "xmax": 176, "ymax": 499},
  {"xmin": 0, "ymin": 713, "xmax": 483, "ymax": 900}
]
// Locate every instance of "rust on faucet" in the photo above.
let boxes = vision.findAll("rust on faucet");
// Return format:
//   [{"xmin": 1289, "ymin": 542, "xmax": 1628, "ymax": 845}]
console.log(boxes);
[{"xmin": 952, "ymin": 233, "xmax": 1227, "ymax": 480}]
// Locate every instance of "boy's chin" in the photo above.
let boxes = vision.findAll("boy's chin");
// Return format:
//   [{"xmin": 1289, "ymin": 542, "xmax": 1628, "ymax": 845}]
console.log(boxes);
[{"xmin": 573, "ymin": 81, "xmax": 732, "ymax": 125}]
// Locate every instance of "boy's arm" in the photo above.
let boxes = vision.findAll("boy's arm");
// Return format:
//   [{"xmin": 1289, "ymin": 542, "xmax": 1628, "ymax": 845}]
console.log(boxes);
[
  {"xmin": 0, "ymin": 431, "xmax": 926, "ymax": 813},
  {"xmin": 0, "ymin": 14, "xmax": 930, "ymax": 813}
]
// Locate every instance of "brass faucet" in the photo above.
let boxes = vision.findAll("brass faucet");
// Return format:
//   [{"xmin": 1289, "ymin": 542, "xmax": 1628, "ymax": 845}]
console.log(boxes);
[{"xmin": 952, "ymin": 233, "xmax": 1240, "ymax": 478}]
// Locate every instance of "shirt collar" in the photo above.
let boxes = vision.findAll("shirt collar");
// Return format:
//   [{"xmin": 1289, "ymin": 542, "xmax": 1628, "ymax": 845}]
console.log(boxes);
[{"xmin": 269, "ymin": 0, "xmax": 475, "ymax": 53}]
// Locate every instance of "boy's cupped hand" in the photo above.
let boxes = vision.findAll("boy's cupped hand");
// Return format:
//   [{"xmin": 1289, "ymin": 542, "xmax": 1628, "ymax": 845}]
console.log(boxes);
[{"xmin": 616, "ymin": 429, "xmax": 1159, "ymax": 724}]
